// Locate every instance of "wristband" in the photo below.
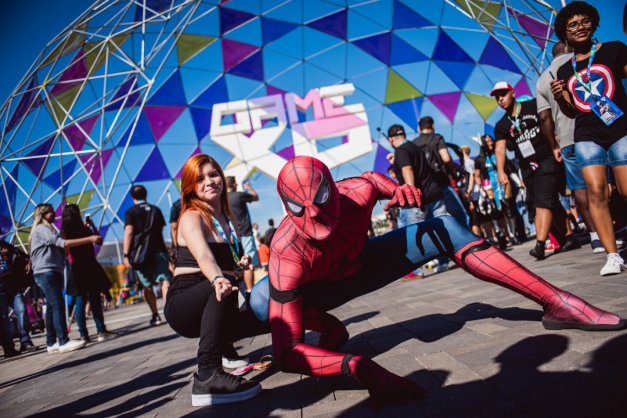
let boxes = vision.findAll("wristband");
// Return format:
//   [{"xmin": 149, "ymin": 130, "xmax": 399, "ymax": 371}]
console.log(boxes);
[
  {"xmin": 123, "ymin": 254, "xmax": 129, "ymax": 258},
  {"xmin": 211, "ymin": 276, "xmax": 225, "ymax": 287}
]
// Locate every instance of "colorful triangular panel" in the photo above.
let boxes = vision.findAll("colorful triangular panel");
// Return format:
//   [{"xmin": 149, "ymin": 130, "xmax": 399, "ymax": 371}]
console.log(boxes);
[
  {"xmin": 374, "ymin": 143, "xmax": 392, "ymax": 175},
  {"xmin": 63, "ymin": 115, "xmax": 99, "ymax": 151},
  {"xmin": 464, "ymin": 92, "xmax": 498, "ymax": 120},
  {"xmin": 0, "ymin": 165, "xmax": 19, "ymax": 218},
  {"xmin": 306, "ymin": 9, "xmax": 347, "ymax": 40},
  {"xmin": 220, "ymin": 7, "xmax": 256, "ymax": 35},
  {"xmin": 392, "ymin": 0, "xmax": 433, "ymax": 30},
  {"xmin": 49, "ymin": 50, "xmax": 87, "ymax": 97},
  {"xmin": 385, "ymin": 69, "xmax": 423, "ymax": 104},
  {"xmin": 24, "ymin": 137, "xmax": 55, "ymax": 176},
  {"xmin": 107, "ymin": 74, "xmax": 140, "ymax": 111},
  {"xmin": 387, "ymin": 98, "xmax": 423, "ymax": 130},
  {"xmin": 177, "ymin": 33, "xmax": 217, "ymax": 65},
  {"xmin": 507, "ymin": 6, "xmax": 554, "ymax": 49},
  {"xmin": 431, "ymin": 30, "xmax": 473, "ymax": 63},
  {"xmin": 144, "ymin": 106, "xmax": 186, "ymax": 141},
  {"xmin": 428, "ymin": 91, "xmax": 461, "ymax": 123},
  {"xmin": 262, "ymin": 17, "xmax": 299, "ymax": 45},
  {"xmin": 43, "ymin": 160, "xmax": 77, "ymax": 191},
  {"xmin": 434, "ymin": 61, "xmax": 474, "ymax": 90},
  {"xmin": 118, "ymin": 112, "xmax": 156, "ymax": 147},
  {"xmin": 192, "ymin": 76, "xmax": 229, "ymax": 109},
  {"xmin": 514, "ymin": 77, "xmax": 532, "ymax": 97},
  {"xmin": 227, "ymin": 50, "xmax": 264, "ymax": 81},
  {"xmin": 390, "ymin": 34, "xmax": 428, "ymax": 66},
  {"xmin": 147, "ymin": 71, "xmax": 187, "ymax": 106},
  {"xmin": 135, "ymin": 147, "xmax": 172, "ymax": 181},
  {"xmin": 189, "ymin": 107, "xmax": 213, "ymax": 141},
  {"xmin": 5, "ymin": 75, "xmax": 41, "ymax": 133},
  {"xmin": 353, "ymin": 32, "xmax": 391, "ymax": 65},
  {"xmin": 221, "ymin": 39, "xmax": 259, "ymax": 72},
  {"xmin": 479, "ymin": 37, "xmax": 521, "ymax": 74}
]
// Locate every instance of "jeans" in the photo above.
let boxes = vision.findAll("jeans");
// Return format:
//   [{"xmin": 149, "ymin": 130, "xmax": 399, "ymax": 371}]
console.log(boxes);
[
  {"xmin": 575, "ymin": 134, "xmax": 627, "ymax": 168},
  {"xmin": 34, "ymin": 271, "xmax": 69, "ymax": 347},
  {"xmin": 75, "ymin": 292, "xmax": 106, "ymax": 337},
  {"xmin": 8, "ymin": 290, "xmax": 31, "ymax": 344}
]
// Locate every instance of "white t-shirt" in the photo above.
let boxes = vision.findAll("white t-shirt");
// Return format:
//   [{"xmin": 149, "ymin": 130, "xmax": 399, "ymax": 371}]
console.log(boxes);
[{"xmin": 464, "ymin": 157, "xmax": 480, "ymax": 200}]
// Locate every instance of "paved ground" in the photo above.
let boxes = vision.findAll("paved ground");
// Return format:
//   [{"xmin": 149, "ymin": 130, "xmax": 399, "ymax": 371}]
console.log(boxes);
[{"xmin": 2, "ymin": 239, "xmax": 627, "ymax": 417}]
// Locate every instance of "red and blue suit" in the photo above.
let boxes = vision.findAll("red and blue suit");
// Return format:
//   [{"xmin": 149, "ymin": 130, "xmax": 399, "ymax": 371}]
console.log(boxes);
[{"xmin": 262, "ymin": 156, "xmax": 626, "ymax": 410}]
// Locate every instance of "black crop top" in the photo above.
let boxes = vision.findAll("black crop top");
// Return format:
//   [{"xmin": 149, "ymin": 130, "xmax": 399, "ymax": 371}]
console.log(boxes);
[{"xmin": 176, "ymin": 242, "xmax": 242, "ymax": 271}]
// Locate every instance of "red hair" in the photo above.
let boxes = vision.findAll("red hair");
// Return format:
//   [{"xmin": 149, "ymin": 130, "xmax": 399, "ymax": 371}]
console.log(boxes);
[{"xmin": 179, "ymin": 154, "xmax": 231, "ymax": 232}]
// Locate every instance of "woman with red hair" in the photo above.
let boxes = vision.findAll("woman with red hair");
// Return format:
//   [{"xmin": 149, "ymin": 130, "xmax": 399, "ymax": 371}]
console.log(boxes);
[{"xmin": 164, "ymin": 154, "xmax": 267, "ymax": 406}]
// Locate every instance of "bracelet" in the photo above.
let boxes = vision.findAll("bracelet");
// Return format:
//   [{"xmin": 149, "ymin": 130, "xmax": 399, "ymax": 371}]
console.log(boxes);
[
  {"xmin": 123, "ymin": 254, "xmax": 129, "ymax": 258},
  {"xmin": 211, "ymin": 276, "xmax": 225, "ymax": 287}
]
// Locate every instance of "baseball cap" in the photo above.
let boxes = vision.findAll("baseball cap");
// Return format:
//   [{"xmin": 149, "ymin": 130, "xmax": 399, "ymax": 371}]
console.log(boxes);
[
  {"xmin": 387, "ymin": 124, "xmax": 405, "ymax": 137},
  {"xmin": 490, "ymin": 82, "xmax": 514, "ymax": 96}
]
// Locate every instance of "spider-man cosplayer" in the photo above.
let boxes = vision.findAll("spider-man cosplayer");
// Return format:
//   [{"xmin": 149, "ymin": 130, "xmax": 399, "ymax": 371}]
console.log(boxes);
[{"xmin": 249, "ymin": 156, "xmax": 626, "ymax": 410}]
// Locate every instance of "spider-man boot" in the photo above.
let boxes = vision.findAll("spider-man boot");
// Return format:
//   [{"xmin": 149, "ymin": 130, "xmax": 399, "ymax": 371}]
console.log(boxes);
[{"xmin": 454, "ymin": 239, "xmax": 627, "ymax": 331}]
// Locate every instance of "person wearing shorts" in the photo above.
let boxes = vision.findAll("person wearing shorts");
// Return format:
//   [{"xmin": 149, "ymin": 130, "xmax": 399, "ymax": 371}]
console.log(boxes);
[
  {"xmin": 491, "ymin": 81, "xmax": 579, "ymax": 261},
  {"xmin": 123, "ymin": 185, "xmax": 172, "ymax": 326}
]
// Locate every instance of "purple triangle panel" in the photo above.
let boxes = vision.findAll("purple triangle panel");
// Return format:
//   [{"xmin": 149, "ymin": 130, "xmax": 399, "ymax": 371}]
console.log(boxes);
[
  {"xmin": 277, "ymin": 145, "xmax": 295, "ymax": 161},
  {"xmin": 514, "ymin": 78, "xmax": 532, "ymax": 97},
  {"xmin": 220, "ymin": 6, "xmax": 256, "ymax": 35},
  {"xmin": 6, "ymin": 75, "xmax": 42, "ymax": 133},
  {"xmin": 0, "ymin": 215, "xmax": 12, "ymax": 235},
  {"xmin": 306, "ymin": 9, "xmax": 347, "ymax": 40},
  {"xmin": 50, "ymin": 49, "xmax": 87, "ymax": 97},
  {"xmin": 147, "ymin": 71, "xmax": 187, "ymax": 106},
  {"xmin": 262, "ymin": 17, "xmax": 299, "ymax": 45},
  {"xmin": 479, "ymin": 37, "xmax": 521, "ymax": 74},
  {"xmin": 266, "ymin": 85, "xmax": 287, "ymax": 97},
  {"xmin": 222, "ymin": 39, "xmax": 259, "ymax": 72},
  {"xmin": 135, "ymin": 147, "xmax": 171, "ymax": 181},
  {"xmin": 228, "ymin": 50, "xmax": 264, "ymax": 81},
  {"xmin": 431, "ymin": 30, "xmax": 473, "ymax": 63},
  {"xmin": 64, "ymin": 115, "xmax": 99, "ymax": 151},
  {"xmin": 107, "ymin": 74, "xmax": 140, "ymax": 111},
  {"xmin": 134, "ymin": 0, "xmax": 173, "ymax": 22},
  {"xmin": 0, "ymin": 165, "xmax": 19, "ymax": 218},
  {"xmin": 80, "ymin": 149, "xmax": 113, "ymax": 184},
  {"xmin": 190, "ymin": 107, "xmax": 212, "ymax": 141},
  {"xmin": 429, "ymin": 91, "xmax": 461, "ymax": 123},
  {"xmin": 507, "ymin": 7, "xmax": 554, "ymax": 49},
  {"xmin": 387, "ymin": 98, "xmax": 423, "ymax": 130},
  {"xmin": 175, "ymin": 146, "xmax": 202, "ymax": 179},
  {"xmin": 24, "ymin": 136, "xmax": 55, "ymax": 175},
  {"xmin": 374, "ymin": 143, "xmax": 393, "ymax": 176},
  {"xmin": 144, "ymin": 106, "xmax": 186, "ymax": 141},
  {"xmin": 352, "ymin": 32, "xmax": 391, "ymax": 65},
  {"xmin": 393, "ymin": 0, "xmax": 433, "ymax": 30}
]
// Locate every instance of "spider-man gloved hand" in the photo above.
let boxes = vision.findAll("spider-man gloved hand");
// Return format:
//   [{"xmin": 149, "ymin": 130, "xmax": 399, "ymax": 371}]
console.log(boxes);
[
  {"xmin": 383, "ymin": 184, "xmax": 424, "ymax": 212},
  {"xmin": 346, "ymin": 355, "xmax": 427, "ymax": 410}
]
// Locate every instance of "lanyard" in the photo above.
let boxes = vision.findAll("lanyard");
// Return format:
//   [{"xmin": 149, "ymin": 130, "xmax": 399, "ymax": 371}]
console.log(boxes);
[
  {"xmin": 211, "ymin": 214, "xmax": 241, "ymax": 264},
  {"xmin": 571, "ymin": 41, "xmax": 597, "ymax": 98},
  {"xmin": 507, "ymin": 103, "xmax": 521, "ymax": 133}
]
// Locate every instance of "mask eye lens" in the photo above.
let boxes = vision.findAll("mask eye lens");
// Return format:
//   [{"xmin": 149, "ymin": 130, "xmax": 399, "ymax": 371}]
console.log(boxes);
[
  {"xmin": 286, "ymin": 201, "xmax": 304, "ymax": 216},
  {"xmin": 314, "ymin": 184, "xmax": 330, "ymax": 205}
]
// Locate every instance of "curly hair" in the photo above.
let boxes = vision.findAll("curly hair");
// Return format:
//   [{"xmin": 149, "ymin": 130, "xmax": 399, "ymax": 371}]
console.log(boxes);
[{"xmin": 554, "ymin": 1, "xmax": 600, "ymax": 42}]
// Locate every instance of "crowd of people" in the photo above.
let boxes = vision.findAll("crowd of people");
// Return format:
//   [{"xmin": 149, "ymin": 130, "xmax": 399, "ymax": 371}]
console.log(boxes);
[{"xmin": 1, "ymin": 0, "xmax": 626, "ymax": 412}]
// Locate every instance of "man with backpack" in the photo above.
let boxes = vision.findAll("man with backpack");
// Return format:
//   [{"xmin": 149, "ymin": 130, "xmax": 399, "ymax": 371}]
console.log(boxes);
[{"xmin": 123, "ymin": 185, "xmax": 171, "ymax": 326}]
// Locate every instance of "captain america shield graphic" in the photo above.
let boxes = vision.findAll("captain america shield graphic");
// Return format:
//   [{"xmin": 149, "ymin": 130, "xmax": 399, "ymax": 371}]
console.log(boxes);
[{"xmin": 567, "ymin": 64, "xmax": 615, "ymax": 113}]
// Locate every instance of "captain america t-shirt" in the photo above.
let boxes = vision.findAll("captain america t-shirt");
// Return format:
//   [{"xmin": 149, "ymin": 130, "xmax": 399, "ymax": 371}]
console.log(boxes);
[{"xmin": 556, "ymin": 41, "xmax": 627, "ymax": 146}]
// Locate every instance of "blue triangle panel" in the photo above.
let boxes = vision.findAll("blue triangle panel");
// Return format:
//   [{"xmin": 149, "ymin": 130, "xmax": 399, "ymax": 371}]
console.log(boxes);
[
  {"xmin": 262, "ymin": 17, "xmax": 299, "ymax": 45},
  {"xmin": 431, "ymin": 29, "xmax": 473, "ymax": 63},
  {"xmin": 43, "ymin": 160, "xmax": 77, "ymax": 191},
  {"xmin": 135, "ymin": 147, "xmax": 171, "ymax": 182},
  {"xmin": 480, "ymin": 37, "xmax": 521, "ymax": 74},
  {"xmin": 306, "ymin": 8, "xmax": 347, "ymax": 39},
  {"xmin": 393, "ymin": 0, "xmax": 433, "ymax": 29},
  {"xmin": 227, "ymin": 50, "xmax": 264, "ymax": 81},
  {"xmin": 485, "ymin": 123, "xmax": 495, "ymax": 138},
  {"xmin": 190, "ymin": 107, "xmax": 212, "ymax": 141},
  {"xmin": 387, "ymin": 98, "xmax": 423, "ymax": 131},
  {"xmin": 390, "ymin": 34, "xmax": 427, "ymax": 65},
  {"xmin": 147, "ymin": 70, "xmax": 187, "ymax": 106},
  {"xmin": 118, "ymin": 112, "xmax": 155, "ymax": 147},
  {"xmin": 0, "ymin": 165, "xmax": 19, "ymax": 217},
  {"xmin": 434, "ymin": 60, "xmax": 474, "ymax": 89},
  {"xmin": 220, "ymin": 6, "xmax": 256, "ymax": 35},
  {"xmin": 352, "ymin": 32, "xmax": 391, "ymax": 65},
  {"xmin": 116, "ymin": 191, "xmax": 135, "ymax": 220},
  {"xmin": 134, "ymin": 0, "xmax": 173, "ymax": 22},
  {"xmin": 192, "ymin": 76, "xmax": 229, "ymax": 109}
]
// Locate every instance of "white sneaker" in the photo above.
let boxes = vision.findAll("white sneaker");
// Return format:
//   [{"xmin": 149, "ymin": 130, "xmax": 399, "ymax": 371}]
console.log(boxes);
[
  {"xmin": 58, "ymin": 339, "xmax": 87, "ymax": 354},
  {"xmin": 600, "ymin": 254, "xmax": 626, "ymax": 276},
  {"xmin": 222, "ymin": 355, "xmax": 250, "ymax": 368},
  {"xmin": 434, "ymin": 263, "xmax": 449, "ymax": 273},
  {"xmin": 47, "ymin": 342, "xmax": 59, "ymax": 354}
]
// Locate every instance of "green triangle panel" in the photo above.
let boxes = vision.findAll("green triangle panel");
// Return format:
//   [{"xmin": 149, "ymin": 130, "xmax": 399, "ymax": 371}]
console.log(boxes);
[
  {"xmin": 385, "ymin": 69, "xmax": 423, "ymax": 105},
  {"xmin": 464, "ymin": 92, "xmax": 498, "ymax": 121},
  {"xmin": 177, "ymin": 34, "xmax": 217, "ymax": 65}
]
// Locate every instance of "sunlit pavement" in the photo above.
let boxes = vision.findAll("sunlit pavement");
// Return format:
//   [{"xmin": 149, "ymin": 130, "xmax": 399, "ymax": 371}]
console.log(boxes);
[{"xmin": 1, "ymin": 239, "xmax": 627, "ymax": 417}]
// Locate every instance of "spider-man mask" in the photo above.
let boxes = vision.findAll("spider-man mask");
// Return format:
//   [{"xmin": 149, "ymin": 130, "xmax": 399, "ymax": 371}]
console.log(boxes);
[{"xmin": 277, "ymin": 156, "xmax": 340, "ymax": 241}]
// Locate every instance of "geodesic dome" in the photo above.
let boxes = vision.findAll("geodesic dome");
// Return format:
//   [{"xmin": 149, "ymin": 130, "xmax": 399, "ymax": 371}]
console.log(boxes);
[{"xmin": 0, "ymin": 0, "xmax": 561, "ymax": 247}]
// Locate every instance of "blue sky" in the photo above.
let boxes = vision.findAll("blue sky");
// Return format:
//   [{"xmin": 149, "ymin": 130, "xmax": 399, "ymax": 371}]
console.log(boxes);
[{"xmin": 0, "ymin": 0, "xmax": 625, "ymax": 242}]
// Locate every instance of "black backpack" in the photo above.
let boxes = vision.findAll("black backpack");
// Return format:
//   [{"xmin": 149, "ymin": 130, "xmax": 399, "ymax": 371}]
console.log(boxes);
[
  {"xmin": 413, "ymin": 133, "xmax": 449, "ymax": 182},
  {"xmin": 129, "ymin": 206, "xmax": 156, "ymax": 269},
  {"xmin": 0, "ymin": 241, "xmax": 35, "ymax": 289}
]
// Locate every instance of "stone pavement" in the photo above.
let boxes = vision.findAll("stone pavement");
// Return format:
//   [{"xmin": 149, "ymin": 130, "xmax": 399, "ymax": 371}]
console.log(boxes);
[{"xmin": 1, "ymin": 239, "xmax": 627, "ymax": 417}]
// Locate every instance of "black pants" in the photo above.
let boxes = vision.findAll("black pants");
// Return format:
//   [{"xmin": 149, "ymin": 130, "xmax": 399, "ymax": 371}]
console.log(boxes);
[{"xmin": 164, "ymin": 274, "xmax": 269, "ymax": 371}]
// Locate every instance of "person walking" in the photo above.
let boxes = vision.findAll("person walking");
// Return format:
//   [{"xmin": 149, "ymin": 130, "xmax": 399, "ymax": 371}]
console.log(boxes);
[
  {"xmin": 29, "ymin": 203, "xmax": 100, "ymax": 354},
  {"xmin": 61, "ymin": 204, "xmax": 117, "ymax": 343},
  {"xmin": 123, "ymin": 185, "xmax": 171, "ymax": 325}
]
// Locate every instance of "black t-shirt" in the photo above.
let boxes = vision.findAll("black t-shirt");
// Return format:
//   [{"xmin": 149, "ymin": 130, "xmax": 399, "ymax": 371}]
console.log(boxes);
[
  {"xmin": 556, "ymin": 41, "xmax": 627, "ymax": 146},
  {"xmin": 228, "ymin": 191, "xmax": 254, "ymax": 236},
  {"xmin": 392, "ymin": 141, "xmax": 443, "ymax": 204},
  {"xmin": 169, "ymin": 199, "xmax": 181, "ymax": 223},
  {"xmin": 264, "ymin": 227, "xmax": 277, "ymax": 247},
  {"xmin": 412, "ymin": 133, "xmax": 450, "ymax": 187},
  {"xmin": 124, "ymin": 202, "xmax": 167, "ymax": 255},
  {"xmin": 494, "ymin": 99, "xmax": 552, "ymax": 168}
]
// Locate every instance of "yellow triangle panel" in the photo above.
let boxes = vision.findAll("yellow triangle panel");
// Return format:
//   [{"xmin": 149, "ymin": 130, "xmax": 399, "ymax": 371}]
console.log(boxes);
[
  {"xmin": 385, "ymin": 70, "xmax": 423, "ymax": 105},
  {"xmin": 226, "ymin": 157, "xmax": 243, "ymax": 169},
  {"xmin": 177, "ymin": 34, "xmax": 217, "ymax": 65},
  {"xmin": 85, "ymin": 34, "xmax": 131, "ymax": 76},
  {"xmin": 174, "ymin": 179, "xmax": 181, "ymax": 192},
  {"xmin": 465, "ymin": 92, "xmax": 498, "ymax": 120},
  {"xmin": 40, "ymin": 23, "xmax": 88, "ymax": 69},
  {"xmin": 454, "ymin": 1, "xmax": 501, "ymax": 30},
  {"xmin": 47, "ymin": 85, "xmax": 81, "ymax": 126},
  {"xmin": 66, "ymin": 190, "xmax": 94, "ymax": 211}
]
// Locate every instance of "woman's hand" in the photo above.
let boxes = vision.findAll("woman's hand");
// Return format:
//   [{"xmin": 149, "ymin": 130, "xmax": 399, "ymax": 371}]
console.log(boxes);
[
  {"xmin": 91, "ymin": 235, "xmax": 103, "ymax": 245},
  {"xmin": 550, "ymin": 79, "xmax": 565, "ymax": 101},
  {"xmin": 237, "ymin": 254, "xmax": 253, "ymax": 271},
  {"xmin": 214, "ymin": 277, "xmax": 237, "ymax": 301}
]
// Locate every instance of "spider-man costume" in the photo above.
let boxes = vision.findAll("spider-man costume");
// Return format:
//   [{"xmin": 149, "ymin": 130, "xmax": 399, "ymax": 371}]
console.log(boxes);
[{"xmin": 258, "ymin": 156, "xmax": 626, "ymax": 410}]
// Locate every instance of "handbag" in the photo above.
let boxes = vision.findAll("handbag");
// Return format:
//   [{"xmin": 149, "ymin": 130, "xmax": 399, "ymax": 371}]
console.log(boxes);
[{"xmin": 129, "ymin": 205, "xmax": 156, "ymax": 269}]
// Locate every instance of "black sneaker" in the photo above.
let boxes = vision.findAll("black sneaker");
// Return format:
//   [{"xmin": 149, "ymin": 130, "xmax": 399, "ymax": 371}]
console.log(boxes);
[
  {"xmin": 3, "ymin": 348, "xmax": 20, "ymax": 359},
  {"xmin": 19, "ymin": 341, "xmax": 40, "ymax": 353},
  {"xmin": 149, "ymin": 314, "xmax": 163, "ymax": 327},
  {"xmin": 530, "ymin": 242, "xmax": 546, "ymax": 260},
  {"xmin": 557, "ymin": 235, "xmax": 581, "ymax": 253},
  {"xmin": 192, "ymin": 369, "xmax": 261, "ymax": 406}
]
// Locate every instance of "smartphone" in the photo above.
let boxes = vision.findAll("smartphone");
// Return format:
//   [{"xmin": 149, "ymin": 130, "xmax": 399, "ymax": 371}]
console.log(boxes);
[{"xmin": 85, "ymin": 213, "xmax": 91, "ymax": 224}]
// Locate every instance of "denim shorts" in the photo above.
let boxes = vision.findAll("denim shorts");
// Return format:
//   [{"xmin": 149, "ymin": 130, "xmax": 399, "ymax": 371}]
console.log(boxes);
[
  {"xmin": 575, "ymin": 135, "xmax": 627, "ymax": 169},
  {"xmin": 561, "ymin": 145, "xmax": 587, "ymax": 190}
]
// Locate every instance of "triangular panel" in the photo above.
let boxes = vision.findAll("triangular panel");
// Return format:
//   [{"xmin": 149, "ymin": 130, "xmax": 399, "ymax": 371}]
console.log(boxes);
[
  {"xmin": 306, "ymin": 9, "xmax": 347, "ymax": 40},
  {"xmin": 479, "ymin": 37, "xmax": 521, "ymax": 74},
  {"xmin": 144, "ymin": 106, "xmax": 186, "ymax": 141},
  {"xmin": 428, "ymin": 91, "xmax": 461, "ymax": 123},
  {"xmin": 135, "ymin": 147, "xmax": 172, "ymax": 181},
  {"xmin": 385, "ymin": 69, "xmax": 423, "ymax": 104},
  {"xmin": 177, "ymin": 34, "xmax": 217, "ymax": 65}
]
